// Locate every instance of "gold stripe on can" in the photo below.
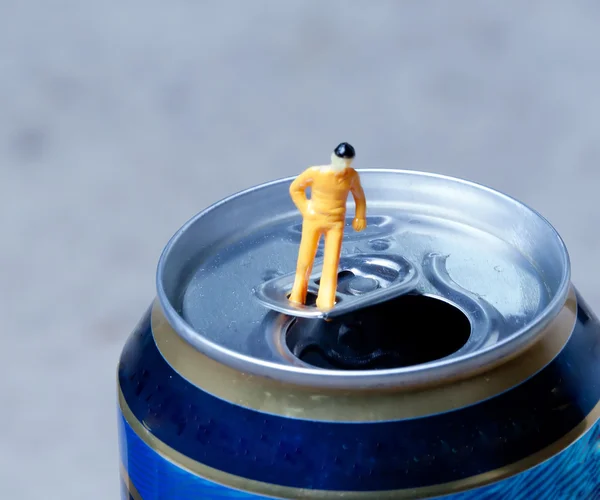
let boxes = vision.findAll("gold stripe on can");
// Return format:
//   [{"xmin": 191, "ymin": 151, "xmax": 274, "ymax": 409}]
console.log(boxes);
[{"xmin": 151, "ymin": 287, "xmax": 577, "ymax": 422}]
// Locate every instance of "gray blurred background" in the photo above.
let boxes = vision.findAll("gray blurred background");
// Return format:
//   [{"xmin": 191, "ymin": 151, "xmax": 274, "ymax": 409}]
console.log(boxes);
[{"xmin": 2, "ymin": 1, "xmax": 599, "ymax": 498}]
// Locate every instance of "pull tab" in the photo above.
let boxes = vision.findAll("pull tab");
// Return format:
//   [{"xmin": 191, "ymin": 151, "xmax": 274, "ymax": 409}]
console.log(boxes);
[{"xmin": 253, "ymin": 253, "xmax": 420, "ymax": 319}]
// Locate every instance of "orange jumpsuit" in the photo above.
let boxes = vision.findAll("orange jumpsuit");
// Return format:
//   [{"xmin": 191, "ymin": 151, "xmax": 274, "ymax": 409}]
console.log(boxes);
[{"xmin": 288, "ymin": 166, "xmax": 366, "ymax": 310}]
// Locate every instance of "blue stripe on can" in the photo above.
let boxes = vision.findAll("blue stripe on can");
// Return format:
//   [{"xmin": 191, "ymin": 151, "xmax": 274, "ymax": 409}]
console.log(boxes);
[
  {"xmin": 119, "ymin": 408, "xmax": 600, "ymax": 499},
  {"xmin": 117, "ymin": 294, "xmax": 600, "ymax": 491},
  {"xmin": 451, "ymin": 420, "xmax": 600, "ymax": 499},
  {"xmin": 119, "ymin": 412, "xmax": 267, "ymax": 499}
]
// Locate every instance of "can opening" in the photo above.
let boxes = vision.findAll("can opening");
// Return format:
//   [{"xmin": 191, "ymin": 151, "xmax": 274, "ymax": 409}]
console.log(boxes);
[{"xmin": 285, "ymin": 294, "xmax": 471, "ymax": 370}]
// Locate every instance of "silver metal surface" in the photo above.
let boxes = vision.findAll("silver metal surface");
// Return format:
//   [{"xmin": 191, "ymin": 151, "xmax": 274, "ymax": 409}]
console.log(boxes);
[
  {"xmin": 156, "ymin": 169, "xmax": 571, "ymax": 389},
  {"xmin": 253, "ymin": 253, "xmax": 420, "ymax": 319}
]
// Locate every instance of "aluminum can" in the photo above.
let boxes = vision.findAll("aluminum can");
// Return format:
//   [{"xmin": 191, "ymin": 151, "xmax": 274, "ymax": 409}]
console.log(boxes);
[{"xmin": 117, "ymin": 170, "xmax": 600, "ymax": 499}]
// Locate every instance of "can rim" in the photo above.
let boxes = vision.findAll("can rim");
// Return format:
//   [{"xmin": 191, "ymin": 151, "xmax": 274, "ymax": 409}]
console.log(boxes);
[{"xmin": 156, "ymin": 168, "xmax": 571, "ymax": 389}]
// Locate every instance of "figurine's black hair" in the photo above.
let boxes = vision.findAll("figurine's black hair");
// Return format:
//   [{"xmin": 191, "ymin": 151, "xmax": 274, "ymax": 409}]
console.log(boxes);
[{"xmin": 334, "ymin": 142, "xmax": 355, "ymax": 159}]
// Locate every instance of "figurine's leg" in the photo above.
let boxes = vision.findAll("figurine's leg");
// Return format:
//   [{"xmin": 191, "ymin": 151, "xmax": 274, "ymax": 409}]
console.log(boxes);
[
  {"xmin": 289, "ymin": 221, "xmax": 321, "ymax": 305},
  {"xmin": 316, "ymin": 227, "xmax": 344, "ymax": 311}
]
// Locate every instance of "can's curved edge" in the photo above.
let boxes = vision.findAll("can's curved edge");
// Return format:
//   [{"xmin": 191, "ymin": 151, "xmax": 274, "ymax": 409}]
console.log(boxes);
[
  {"xmin": 151, "ymin": 287, "xmax": 577, "ymax": 421},
  {"xmin": 119, "ymin": 460, "xmax": 142, "ymax": 500},
  {"xmin": 117, "ymin": 387, "xmax": 600, "ymax": 500}
]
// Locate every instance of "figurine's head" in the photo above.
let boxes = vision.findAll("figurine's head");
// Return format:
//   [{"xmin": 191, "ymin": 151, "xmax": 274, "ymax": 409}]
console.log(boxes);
[{"xmin": 330, "ymin": 142, "xmax": 355, "ymax": 170}]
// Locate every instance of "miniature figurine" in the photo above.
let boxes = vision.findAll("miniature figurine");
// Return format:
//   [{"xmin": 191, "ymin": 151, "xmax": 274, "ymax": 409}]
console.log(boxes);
[{"xmin": 288, "ymin": 142, "xmax": 367, "ymax": 311}]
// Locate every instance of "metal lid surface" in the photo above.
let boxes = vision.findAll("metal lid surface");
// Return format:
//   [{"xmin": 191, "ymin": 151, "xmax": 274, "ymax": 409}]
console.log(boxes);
[{"xmin": 156, "ymin": 169, "xmax": 571, "ymax": 389}]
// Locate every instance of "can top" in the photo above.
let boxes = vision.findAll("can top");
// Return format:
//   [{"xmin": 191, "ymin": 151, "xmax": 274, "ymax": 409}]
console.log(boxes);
[{"xmin": 156, "ymin": 169, "xmax": 571, "ymax": 389}]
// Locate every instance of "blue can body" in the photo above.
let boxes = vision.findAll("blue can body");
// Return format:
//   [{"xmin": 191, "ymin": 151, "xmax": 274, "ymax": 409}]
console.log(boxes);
[{"xmin": 118, "ymin": 291, "xmax": 600, "ymax": 499}]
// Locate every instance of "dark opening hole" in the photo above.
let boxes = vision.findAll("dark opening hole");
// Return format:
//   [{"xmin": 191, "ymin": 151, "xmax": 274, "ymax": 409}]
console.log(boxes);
[
  {"xmin": 314, "ymin": 270, "xmax": 354, "ymax": 286},
  {"xmin": 285, "ymin": 294, "xmax": 470, "ymax": 370},
  {"xmin": 303, "ymin": 292, "xmax": 318, "ymax": 307}
]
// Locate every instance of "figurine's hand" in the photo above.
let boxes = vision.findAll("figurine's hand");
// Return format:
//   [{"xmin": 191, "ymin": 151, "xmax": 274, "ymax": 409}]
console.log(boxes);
[{"xmin": 352, "ymin": 217, "xmax": 367, "ymax": 232}]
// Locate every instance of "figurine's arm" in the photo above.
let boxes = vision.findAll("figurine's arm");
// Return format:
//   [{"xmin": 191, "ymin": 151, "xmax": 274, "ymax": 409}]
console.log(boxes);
[
  {"xmin": 350, "ymin": 171, "xmax": 367, "ymax": 232},
  {"xmin": 289, "ymin": 168, "xmax": 314, "ymax": 216},
  {"xmin": 351, "ymin": 171, "xmax": 366, "ymax": 219}
]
